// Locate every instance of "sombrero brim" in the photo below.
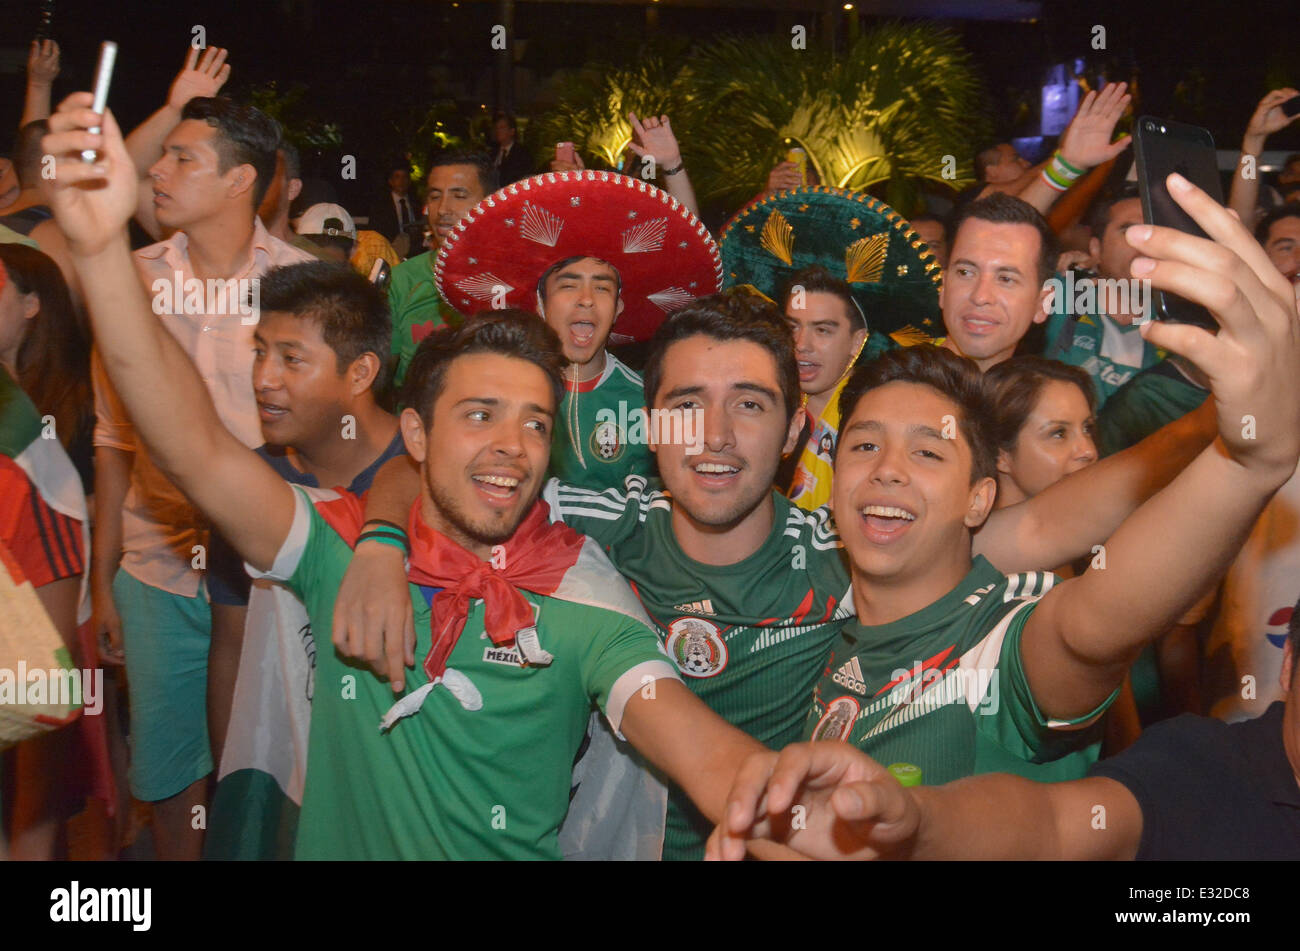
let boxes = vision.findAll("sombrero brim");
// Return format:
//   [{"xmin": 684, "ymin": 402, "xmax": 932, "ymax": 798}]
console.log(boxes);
[
  {"xmin": 719, "ymin": 186, "xmax": 942, "ymax": 344},
  {"xmin": 435, "ymin": 171, "xmax": 723, "ymax": 342}
]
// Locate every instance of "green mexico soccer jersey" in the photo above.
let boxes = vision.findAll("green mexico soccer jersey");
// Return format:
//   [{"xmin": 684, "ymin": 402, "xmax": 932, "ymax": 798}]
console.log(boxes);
[
  {"xmin": 387, "ymin": 251, "xmax": 462, "ymax": 390},
  {"xmin": 549, "ymin": 352, "xmax": 655, "ymax": 491},
  {"xmin": 806, "ymin": 556, "xmax": 1113, "ymax": 784},
  {"xmin": 544, "ymin": 475, "xmax": 855, "ymax": 859},
  {"xmin": 1096, "ymin": 359, "xmax": 1209, "ymax": 457},
  {"xmin": 258, "ymin": 486, "xmax": 676, "ymax": 860},
  {"xmin": 1043, "ymin": 305, "xmax": 1163, "ymax": 409}
]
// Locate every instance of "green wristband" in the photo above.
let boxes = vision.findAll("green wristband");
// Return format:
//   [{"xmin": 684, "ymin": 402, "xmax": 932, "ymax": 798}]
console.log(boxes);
[
  {"xmin": 356, "ymin": 531, "xmax": 410, "ymax": 554},
  {"xmin": 1054, "ymin": 151, "xmax": 1084, "ymax": 176}
]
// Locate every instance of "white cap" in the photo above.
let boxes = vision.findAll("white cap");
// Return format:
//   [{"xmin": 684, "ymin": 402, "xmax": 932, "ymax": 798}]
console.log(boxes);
[{"xmin": 296, "ymin": 202, "xmax": 355, "ymax": 238}]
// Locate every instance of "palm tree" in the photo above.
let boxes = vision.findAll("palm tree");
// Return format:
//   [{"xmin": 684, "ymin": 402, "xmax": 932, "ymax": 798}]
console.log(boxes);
[
  {"xmin": 678, "ymin": 23, "xmax": 991, "ymax": 214},
  {"xmin": 531, "ymin": 54, "xmax": 691, "ymax": 170}
]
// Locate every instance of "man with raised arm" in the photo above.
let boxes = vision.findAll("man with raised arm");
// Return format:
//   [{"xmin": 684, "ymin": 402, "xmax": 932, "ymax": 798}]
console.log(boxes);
[
  {"xmin": 83, "ymin": 87, "xmax": 312, "ymax": 859},
  {"xmin": 706, "ymin": 171, "xmax": 1300, "ymax": 860},
  {"xmin": 41, "ymin": 93, "xmax": 774, "ymax": 860}
]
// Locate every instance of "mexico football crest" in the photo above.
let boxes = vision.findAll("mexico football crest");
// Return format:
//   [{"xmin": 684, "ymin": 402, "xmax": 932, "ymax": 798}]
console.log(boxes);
[
  {"xmin": 811, "ymin": 696, "xmax": 860, "ymax": 741},
  {"xmin": 590, "ymin": 419, "xmax": 625, "ymax": 463},
  {"xmin": 665, "ymin": 617, "xmax": 728, "ymax": 678}
]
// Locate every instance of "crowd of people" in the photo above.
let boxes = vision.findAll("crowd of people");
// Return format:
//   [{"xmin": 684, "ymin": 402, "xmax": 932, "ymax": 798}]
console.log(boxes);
[{"xmin": 2, "ymin": 35, "xmax": 1298, "ymax": 862}]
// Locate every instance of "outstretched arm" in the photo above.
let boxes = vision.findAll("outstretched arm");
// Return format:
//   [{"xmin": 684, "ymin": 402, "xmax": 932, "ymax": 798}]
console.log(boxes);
[
  {"xmin": 706, "ymin": 742, "xmax": 1141, "ymax": 861},
  {"xmin": 1020, "ymin": 172, "xmax": 1300, "ymax": 720},
  {"xmin": 620, "ymin": 680, "xmax": 766, "ymax": 828},
  {"xmin": 42, "ymin": 92, "xmax": 292, "ymax": 572},
  {"xmin": 124, "ymin": 46, "xmax": 230, "ymax": 241}
]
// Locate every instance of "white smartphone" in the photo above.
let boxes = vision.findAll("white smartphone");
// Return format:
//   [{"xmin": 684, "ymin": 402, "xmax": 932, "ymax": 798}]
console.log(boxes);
[{"xmin": 82, "ymin": 41, "xmax": 118, "ymax": 163}]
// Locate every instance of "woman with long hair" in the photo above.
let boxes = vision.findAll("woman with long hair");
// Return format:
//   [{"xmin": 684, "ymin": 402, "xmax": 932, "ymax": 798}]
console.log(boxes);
[{"xmin": 0, "ymin": 242, "xmax": 93, "ymax": 493}]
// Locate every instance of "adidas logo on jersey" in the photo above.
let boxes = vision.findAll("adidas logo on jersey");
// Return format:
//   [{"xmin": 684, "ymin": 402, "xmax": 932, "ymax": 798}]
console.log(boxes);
[
  {"xmin": 832, "ymin": 656, "xmax": 868, "ymax": 695},
  {"xmin": 483, "ymin": 645, "xmax": 524, "ymax": 666},
  {"xmin": 672, "ymin": 599, "xmax": 716, "ymax": 616}
]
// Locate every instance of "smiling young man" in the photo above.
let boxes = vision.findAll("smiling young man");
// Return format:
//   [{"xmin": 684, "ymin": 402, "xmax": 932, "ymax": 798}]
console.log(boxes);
[
  {"xmin": 385, "ymin": 152, "xmax": 497, "ymax": 388},
  {"xmin": 797, "ymin": 172, "xmax": 1300, "ymax": 781},
  {"xmin": 86, "ymin": 94, "xmax": 313, "ymax": 860},
  {"xmin": 940, "ymin": 192, "xmax": 1059, "ymax": 372},
  {"xmin": 202, "ymin": 261, "xmax": 403, "ymax": 859},
  {"xmin": 42, "ymin": 94, "xmax": 775, "ymax": 859}
]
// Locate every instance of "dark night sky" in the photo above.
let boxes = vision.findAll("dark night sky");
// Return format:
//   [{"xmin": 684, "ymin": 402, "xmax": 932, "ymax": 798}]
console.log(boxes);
[{"xmin": 2, "ymin": 0, "xmax": 1295, "ymax": 211}]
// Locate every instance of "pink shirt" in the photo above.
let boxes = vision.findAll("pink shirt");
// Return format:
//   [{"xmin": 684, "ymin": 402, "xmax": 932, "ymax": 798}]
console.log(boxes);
[{"xmin": 94, "ymin": 218, "xmax": 315, "ymax": 597}]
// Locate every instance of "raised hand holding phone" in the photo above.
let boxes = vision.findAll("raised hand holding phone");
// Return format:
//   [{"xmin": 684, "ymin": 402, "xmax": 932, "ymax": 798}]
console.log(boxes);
[
  {"xmin": 40, "ymin": 91, "xmax": 138, "ymax": 256},
  {"xmin": 1129, "ymin": 172, "xmax": 1300, "ymax": 485}
]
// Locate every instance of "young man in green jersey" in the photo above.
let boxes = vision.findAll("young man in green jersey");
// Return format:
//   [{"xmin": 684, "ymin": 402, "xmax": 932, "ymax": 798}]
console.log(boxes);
[
  {"xmin": 707, "ymin": 172, "xmax": 1300, "ymax": 856},
  {"xmin": 41, "ymin": 93, "xmax": 774, "ymax": 860},
  {"xmin": 1042, "ymin": 188, "xmax": 1165, "ymax": 407},
  {"xmin": 385, "ymin": 152, "xmax": 496, "ymax": 388},
  {"xmin": 710, "ymin": 614, "xmax": 1300, "ymax": 861}
]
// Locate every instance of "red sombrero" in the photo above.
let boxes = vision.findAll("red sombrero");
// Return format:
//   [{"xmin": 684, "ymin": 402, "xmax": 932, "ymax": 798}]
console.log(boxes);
[{"xmin": 433, "ymin": 171, "xmax": 723, "ymax": 342}]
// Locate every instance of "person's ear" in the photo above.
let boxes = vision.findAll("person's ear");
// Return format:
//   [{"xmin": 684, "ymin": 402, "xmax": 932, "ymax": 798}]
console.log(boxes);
[
  {"xmin": 963, "ymin": 475, "xmax": 997, "ymax": 529},
  {"xmin": 615, "ymin": 295, "xmax": 625, "ymax": 318},
  {"xmin": 1088, "ymin": 236, "xmax": 1101, "ymax": 260},
  {"xmin": 850, "ymin": 326, "xmax": 868, "ymax": 357},
  {"xmin": 21, "ymin": 292, "xmax": 40, "ymax": 322},
  {"xmin": 288, "ymin": 178, "xmax": 303, "ymax": 203},
  {"xmin": 783, "ymin": 407, "xmax": 803, "ymax": 456},
  {"xmin": 1037, "ymin": 280, "xmax": 1054, "ymax": 322},
  {"xmin": 399, "ymin": 407, "xmax": 428, "ymax": 462},
  {"xmin": 1280, "ymin": 642, "xmax": 1294, "ymax": 696},
  {"xmin": 996, "ymin": 447, "xmax": 1014, "ymax": 477},
  {"xmin": 229, "ymin": 164, "xmax": 256, "ymax": 200},
  {"xmin": 349, "ymin": 353, "xmax": 381, "ymax": 396}
]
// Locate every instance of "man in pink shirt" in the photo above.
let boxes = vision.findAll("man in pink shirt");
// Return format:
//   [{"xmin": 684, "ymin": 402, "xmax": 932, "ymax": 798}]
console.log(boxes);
[{"xmin": 88, "ymin": 96, "xmax": 313, "ymax": 859}]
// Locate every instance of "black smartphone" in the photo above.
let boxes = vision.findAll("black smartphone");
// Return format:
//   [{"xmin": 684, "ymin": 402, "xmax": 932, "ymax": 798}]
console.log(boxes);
[
  {"xmin": 369, "ymin": 258, "xmax": 391, "ymax": 293},
  {"xmin": 1133, "ymin": 116, "xmax": 1223, "ymax": 329},
  {"xmin": 1282, "ymin": 95, "xmax": 1300, "ymax": 119}
]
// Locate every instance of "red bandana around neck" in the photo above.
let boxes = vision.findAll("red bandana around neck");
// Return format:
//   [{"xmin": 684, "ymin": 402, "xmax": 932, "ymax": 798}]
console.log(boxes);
[
  {"xmin": 314, "ymin": 491, "xmax": 588, "ymax": 682},
  {"xmin": 404, "ymin": 498, "xmax": 586, "ymax": 679}
]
